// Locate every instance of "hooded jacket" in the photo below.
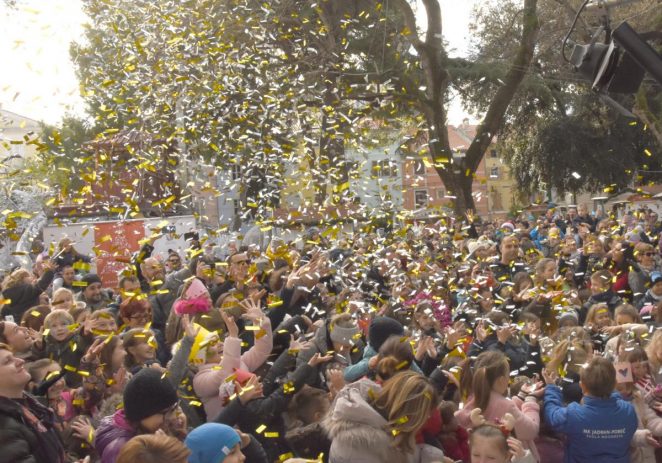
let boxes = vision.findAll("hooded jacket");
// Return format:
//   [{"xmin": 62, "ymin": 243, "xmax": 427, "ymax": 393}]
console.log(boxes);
[
  {"xmin": 0, "ymin": 393, "xmax": 65, "ymax": 463},
  {"xmin": 94, "ymin": 409, "xmax": 137, "ymax": 463},
  {"xmin": 322, "ymin": 379, "xmax": 445, "ymax": 463},
  {"xmin": 544, "ymin": 385, "xmax": 637, "ymax": 463}
]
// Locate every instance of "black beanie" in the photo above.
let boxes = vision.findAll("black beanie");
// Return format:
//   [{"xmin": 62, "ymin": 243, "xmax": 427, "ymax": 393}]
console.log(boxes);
[
  {"xmin": 123, "ymin": 368, "xmax": 178, "ymax": 423},
  {"xmin": 368, "ymin": 317, "xmax": 404, "ymax": 351},
  {"xmin": 81, "ymin": 273, "xmax": 102, "ymax": 286}
]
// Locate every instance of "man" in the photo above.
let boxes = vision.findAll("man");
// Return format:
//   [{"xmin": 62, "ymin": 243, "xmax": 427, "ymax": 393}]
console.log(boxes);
[
  {"xmin": 0, "ymin": 344, "xmax": 65, "ymax": 462},
  {"xmin": 76, "ymin": 273, "xmax": 111, "ymax": 311},
  {"xmin": 166, "ymin": 251, "xmax": 183, "ymax": 273},
  {"xmin": 0, "ymin": 321, "xmax": 41, "ymax": 361},
  {"xmin": 140, "ymin": 255, "xmax": 196, "ymax": 364},
  {"xmin": 107, "ymin": 275, "xmax": 142, "ymax": 319},
  {"xmin": 211, "ymin": 251, "xmax": 250, "ymax": 301},
  {"xmin": 490, "ymin": 235, "xmax": 527, "ymax": 284}
]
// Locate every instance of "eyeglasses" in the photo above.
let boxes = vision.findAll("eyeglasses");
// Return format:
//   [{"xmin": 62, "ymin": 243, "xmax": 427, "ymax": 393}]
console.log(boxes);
[{"xmin": 644, "ymin": 252, "xmax": 656, "ymax": 257}]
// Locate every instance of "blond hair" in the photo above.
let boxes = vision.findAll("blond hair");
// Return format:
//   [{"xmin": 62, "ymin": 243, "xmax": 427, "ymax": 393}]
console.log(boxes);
[
  {"xmin": 51, "ymin": 288, "xmax": 74, "ymax": 308},
  {"xmin": 584, "ymin": 303, "xmax": 613, "ymax": 328},
  {"xmin": 2, "ymin": 269, "xmax": 31, "ymax": 291},
  {"xmin": 370, "ymin": 371, "xmax": 438, "ymax": 452},
  {"xmin": 44, "ymin": 309, "xmax": 74, "ymax": 328},
  {"xmin": 646, "ymin": 330, "xmax": 662, "ymax": 374}
]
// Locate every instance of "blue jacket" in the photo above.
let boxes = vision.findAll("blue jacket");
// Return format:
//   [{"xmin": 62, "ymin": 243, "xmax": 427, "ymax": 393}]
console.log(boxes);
[{"xmin": 544, "ymin": 385, "xmax": 637, "ymax": 463}]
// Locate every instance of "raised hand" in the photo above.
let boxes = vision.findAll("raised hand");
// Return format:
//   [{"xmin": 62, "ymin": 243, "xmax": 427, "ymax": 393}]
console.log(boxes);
[
  {"xmin": 239, "ymin": 297, "xmax": 264, "ymax": 322},
  {"xmin": 308, "ymin": 352, "xmax": 334, "ymax": 367},
  {"xmin": 220, "ymin": 310, "xmax": 239, "ymax": 338},
  {"xmin": 542, "ymin": 368, "xmax": 558, "ymax": 386},
  {"xmin": 288, "ymin": 335, "xmax": 311, "ymax": 354},
  {"xmin": 238, "ymin": 375, "xmax": 264, "ymax": 405},
  {"xmin": 507, "ymin": 437, "xmax": 526, "ymax": 459},
  {"xmin": 71, "ymin": 416, "xmax": 94, "ymax": 444},
  {"xmin": 181, "ymin": 314, "xmax": 201, "ymax": 340},
  {"xmin": 82, "ymin": 337, "xmax": 106, "ymax": 363}
]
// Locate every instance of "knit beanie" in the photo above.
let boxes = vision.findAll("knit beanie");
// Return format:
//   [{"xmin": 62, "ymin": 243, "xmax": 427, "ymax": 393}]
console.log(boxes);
[
  {"xmin": 329, "ymin": 321, "xmax": 360, "ymax": 346},
  {"xmin": 123, "ymin": 368, "xmax": 178, "ymax": 423},
  {"xmin": 185, "ymin": 423, "xmax": 241, "ymax": 463},
  {"xmin": 185, "ymin": 278, "xmax": 209, "ymax": 299},
  {"xmin": 369, "ymin": 316, "xmax": 404, "ymax": 351},
  {"xmin": 81, "ymin": 273, "xmax": 102, "ymax": 286}
]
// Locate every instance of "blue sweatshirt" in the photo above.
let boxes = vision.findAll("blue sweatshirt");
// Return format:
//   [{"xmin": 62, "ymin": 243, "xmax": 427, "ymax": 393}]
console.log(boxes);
[{"xmin": 544, "ymin": 385, "xmax": 637, "ymax": 463}]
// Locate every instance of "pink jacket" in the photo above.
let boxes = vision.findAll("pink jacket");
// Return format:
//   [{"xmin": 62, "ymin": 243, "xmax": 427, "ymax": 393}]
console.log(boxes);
[
  {"xmin": 456, "ymin": 391, "xmax": 540, "ymax": 461},
  {"xmin": 193, "ymin": 318, "xmax": 273, "ymax": 421},
  {"xmin": 629, "ymin": 392, "xmax": 662, "ymax": 463}
]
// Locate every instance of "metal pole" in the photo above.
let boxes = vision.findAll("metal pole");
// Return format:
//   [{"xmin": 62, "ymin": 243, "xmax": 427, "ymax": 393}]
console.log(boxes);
[{"xmin": 584, "ymin": 0, "xmax": 643, "ymax": 13}]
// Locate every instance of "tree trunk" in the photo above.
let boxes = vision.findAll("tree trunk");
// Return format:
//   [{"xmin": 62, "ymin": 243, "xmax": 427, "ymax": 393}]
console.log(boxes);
[{"xmin": 394, "ymin": 0, "xmax": 540, "ymax": 216}]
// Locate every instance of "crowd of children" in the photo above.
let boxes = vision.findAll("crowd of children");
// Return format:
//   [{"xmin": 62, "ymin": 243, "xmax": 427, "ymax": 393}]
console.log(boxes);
[{"xmin": 1, "ymin": 205, "xmax": 662, "ymax": 462}]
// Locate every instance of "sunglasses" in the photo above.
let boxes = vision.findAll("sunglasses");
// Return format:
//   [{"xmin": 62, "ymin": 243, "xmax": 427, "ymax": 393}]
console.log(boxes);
[{"xmin": 644, "ymin": 252, "xmax": 656, "ymax": 257}]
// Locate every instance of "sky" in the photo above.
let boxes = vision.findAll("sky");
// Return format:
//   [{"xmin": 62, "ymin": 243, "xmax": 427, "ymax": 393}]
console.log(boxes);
[{"xmin": 0, "ymin": 0, "xmax": 480, "ymax": 126}]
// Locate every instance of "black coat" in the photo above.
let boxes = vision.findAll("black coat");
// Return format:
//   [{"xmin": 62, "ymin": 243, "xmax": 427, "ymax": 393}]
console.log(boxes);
[
  {"xmin": 1, "ymin": 270, "xmax": 54, "ymax": 322},
  {"xmin": 214, "ymin": 359, "xmax": 315, "ymax": 462},
  {"xmin": 0, "ymin": 394, "xmax": 65, "ymax": 463}
]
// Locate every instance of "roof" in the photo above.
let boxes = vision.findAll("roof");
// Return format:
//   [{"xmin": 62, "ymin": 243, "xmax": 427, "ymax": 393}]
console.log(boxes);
[{"xmin": 0, "ymin": 108, "xmax": 40, "ymax": 130}]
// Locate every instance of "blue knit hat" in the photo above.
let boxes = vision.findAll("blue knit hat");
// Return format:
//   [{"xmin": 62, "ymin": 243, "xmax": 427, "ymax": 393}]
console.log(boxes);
[{"xmin": 185, "ymin": 423, "xmax": 241, "ymax": 463}]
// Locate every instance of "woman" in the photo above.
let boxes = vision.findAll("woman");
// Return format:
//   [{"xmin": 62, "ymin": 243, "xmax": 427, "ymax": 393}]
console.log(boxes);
[
  {"xmin": 123, "ymin": 328, "xmax": 158, "ymax": 373},
  {"xmin": 1, "ymin": 262, "xmax": 55, "ymax": 322},
  {"xmin": 54, "ymin": 238, "xmax": 91, "ymax": 275},
  {"xmin": 323, "ymin": 371, "xmax": 443, "ymax": 463},
  {"xmin": 95, "ymin": 369, "xmax": 179, "ymax": 463},
  {"xmin": 630, "ymin": 242, "xmax": 661, "ymax": 306}
]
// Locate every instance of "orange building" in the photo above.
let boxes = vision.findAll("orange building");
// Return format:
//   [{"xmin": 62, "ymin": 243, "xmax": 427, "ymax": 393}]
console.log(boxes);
[{"xmin": 402, "ymin": 123, "xmax": 516, "ymax": 219}]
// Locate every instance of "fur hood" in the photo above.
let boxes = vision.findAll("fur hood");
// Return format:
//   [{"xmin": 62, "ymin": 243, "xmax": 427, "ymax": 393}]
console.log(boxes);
[{"xmin": 322, "ymin": 379, "xmax": 408, "ymax": 463}]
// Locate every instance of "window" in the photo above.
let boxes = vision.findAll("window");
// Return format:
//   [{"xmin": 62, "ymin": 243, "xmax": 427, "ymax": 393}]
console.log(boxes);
[
  {"xmin": 231, "ymin": 164, "xmax": 241, "ymax": 180},
  {"xmin": 490, "ymin": 166, "xmax": 499, "ymax": 179},
  {"xmin": 490, "ymin": 149, "xmax": 498, "ymax": 158},
  {"xmin": 414, "ymin": 159, "xmax": 426, "ymax": 175},
  {"xmin": 372, "ymin": 159, "xmax": 398, "ymax": 177},
  {"xmin": 437, "ymin": 189, "xmax": 446, "ymax": 199},
  {"xmin": 233, "ymin": 198, "xmax": 241, "ymax": 216},
  {"xmin": 414, "ymin": 190, "xmax": 428, "ymax": 208}
]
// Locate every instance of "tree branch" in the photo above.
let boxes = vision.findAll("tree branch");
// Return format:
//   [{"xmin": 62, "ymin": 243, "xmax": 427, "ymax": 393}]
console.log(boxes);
[{"xmin": 465, "ymin": 0, "xmax": 540, "ymax": 172}]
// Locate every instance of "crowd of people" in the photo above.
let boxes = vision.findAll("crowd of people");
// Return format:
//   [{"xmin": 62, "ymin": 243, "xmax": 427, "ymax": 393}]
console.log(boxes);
[{"xmin": 1, "ymin": 203, "xmax": 662, "ymax": 463}]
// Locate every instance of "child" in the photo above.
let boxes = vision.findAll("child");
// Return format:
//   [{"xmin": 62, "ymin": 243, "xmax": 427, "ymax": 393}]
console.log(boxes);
[
  {"xmin": 580, "ymin": 270, "xmax": 622, "ymax": 325},
  {"xmin": 438, "ymin": 401, "xmax": 470, "ymax": 462},
  {"xmin": 41, "ymin": 309, "xmax": 91, "ymax": 387},
  {"xmin": 583, "ymin": 303, "xmax": 614, "ymax": 352},
  {"xmin": 614, "ymin": 357, "xmax": 662, "ymax": 463},
  {"xmin": 470, "ymin": 423, "xmax": 536, "ymax": 463},
  {"xmin": 456, "ymin": 350, "xmax": 540, "ymax": 460},
  {"xmin": 193, "ymin": 302, "xmax": 273, "ymax": 421},
  {"xmin": 637, "ymin": 272, "xmax": 662, "ymax": 310},
  {"xmin": 184, "ymin": 423, "xmax": 245, "ymax": 463},
  {"xmin": 543, "ymin": 356, "xmax": 638, "ymax": 462}
]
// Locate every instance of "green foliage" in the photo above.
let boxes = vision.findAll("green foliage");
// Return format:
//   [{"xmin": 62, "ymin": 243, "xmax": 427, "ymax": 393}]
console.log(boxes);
[
  {"xmin": 38, "ymin": 114, "xmax": 97, "ymax": 192},
  {"xmin": 506, "ymin": 95, "xmax": 662, "ymax": 196}
]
